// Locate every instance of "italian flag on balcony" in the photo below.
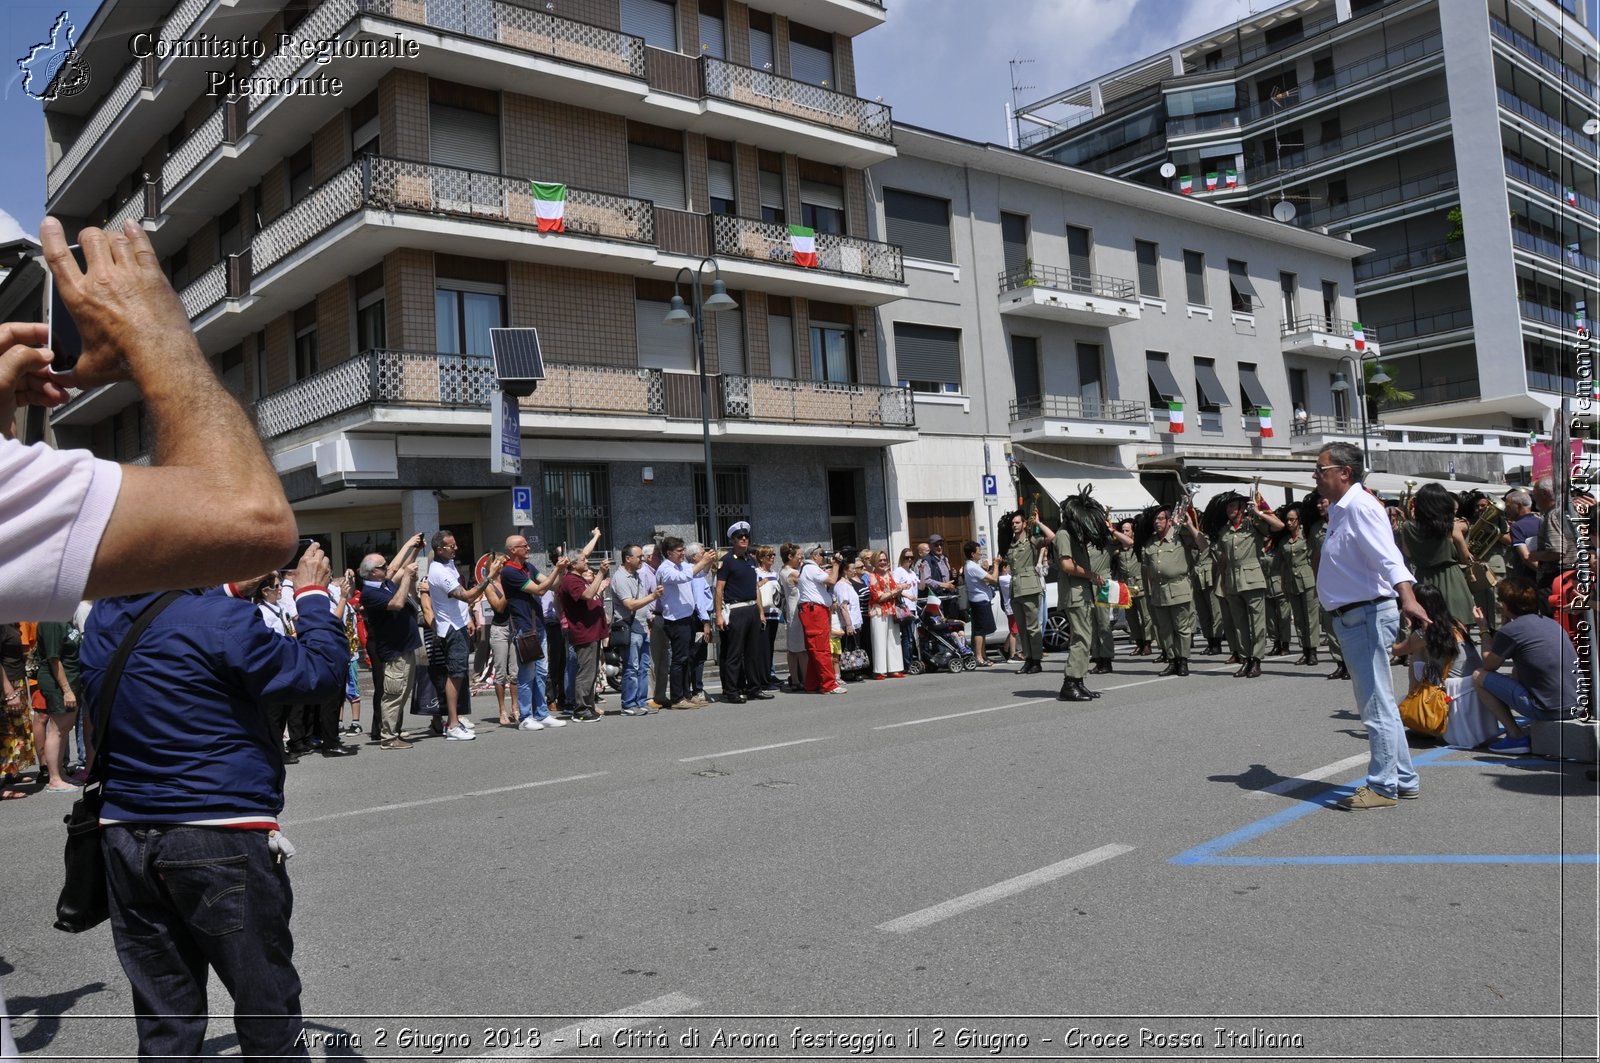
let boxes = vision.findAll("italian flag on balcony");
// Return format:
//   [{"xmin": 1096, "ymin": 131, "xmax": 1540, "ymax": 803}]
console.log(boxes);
[
  {"xmin": 1179, "ymin": 175, "xmax": 1194, "ymax": 195},
  {"xmin": 1568, "ymin": 186, "xmax": 1579, "ymax": 206},
  {"xmin": 1350, "ymin": 320, "xmax": 1366, "ymax": 351},
  {"xmin": 1225, "ymin": 168, "xmax": 1239, "ymax": 189},
  {"xmin": 1167, "ymin": 399, "xmax": 1185, "ymax": 434},
  {"xmin": 1205, "ymin": 172, "xmax": 1219, "ymax": 191},
  {"xmin": 789, "ymin": 224, "xmax": 818, "ymax": 268},
  {"xmin": 530, "ymin": 182, "xmax": 566, "ymax": 233},
  {"xmin": 1258, "ymin": 406, "xmax": 1273, "ymax": 438}
]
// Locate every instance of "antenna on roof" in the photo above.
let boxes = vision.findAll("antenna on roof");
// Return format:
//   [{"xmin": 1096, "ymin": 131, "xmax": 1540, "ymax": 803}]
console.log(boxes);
[{"xmin": 1009, "ymin": 58, "xmax": 1035, "ymax": 150}]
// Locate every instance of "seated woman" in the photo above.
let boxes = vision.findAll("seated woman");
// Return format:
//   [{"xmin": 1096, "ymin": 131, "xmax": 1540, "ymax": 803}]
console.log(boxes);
[
  {"xmin": 1474, "ymin": 577, "xmax": 1581, "ymax": 755},
  {"xmin": 1391, "ymin": 583, "xmax": 1497, "ymax": 749}
]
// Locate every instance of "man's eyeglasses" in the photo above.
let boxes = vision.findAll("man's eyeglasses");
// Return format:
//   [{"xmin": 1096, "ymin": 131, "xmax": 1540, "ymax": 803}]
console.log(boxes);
[
  {"xmin": 263, "ymin": 583, "xmax": 281, "ymax": 591},
  {"xmin": 1313, "ymin": 464, "xmax": 1348, "ymax": 475}
]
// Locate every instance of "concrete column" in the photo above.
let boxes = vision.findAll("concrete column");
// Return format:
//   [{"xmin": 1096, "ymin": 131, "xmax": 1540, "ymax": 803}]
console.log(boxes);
[
  {"xmin": 480, "ymin": 490, "xmax": 518, "ymax": 558},
  {"xmin": 399, "ymin": 489, "xmax": 440, "ymax": 546}
]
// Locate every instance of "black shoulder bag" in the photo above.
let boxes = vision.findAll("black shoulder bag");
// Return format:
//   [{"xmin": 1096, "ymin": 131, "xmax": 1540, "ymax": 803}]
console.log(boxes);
[{"xmin": 54, "ymin": 591, "xmax": 181, "ymax": 933}]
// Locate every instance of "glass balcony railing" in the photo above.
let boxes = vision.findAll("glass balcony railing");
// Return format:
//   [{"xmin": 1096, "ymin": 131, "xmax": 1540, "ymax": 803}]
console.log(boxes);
[
  {"xmin": 1238, "ymin": 30, "xmax": 1443, "ymax": 126},
  {"xmin": 1503, "ymin": 155, "xmax": 1600, "ymax": 217},
  {"xmin": 1353, "ymin": 240, "xmax": 1465, "ymax": 282},
  {"xmin": 1247, "ymin": 98, "xmax": 1449, "ymax": 177},
  {"xmin": 1520, "ymin": 300, "xmax": 1582, "ymax": 328},
  {"xmin": 1367, "ymin": 307, "xmax": 1473, "ymax": 343},
  {"xmin": 1490, "ymin": 16, "xmax": 1598, "ymax": 99},
  {"xmin": 1497, "ymin": 88, "xmax": 1592, "ymax": 145},
  {"xmin": 1280, "ymin": 168, "xmax": 1458, "ymax": 229},
  {"xmin": 1511, "ymin": 227, "xmax": 1599, "ymax": 275}
]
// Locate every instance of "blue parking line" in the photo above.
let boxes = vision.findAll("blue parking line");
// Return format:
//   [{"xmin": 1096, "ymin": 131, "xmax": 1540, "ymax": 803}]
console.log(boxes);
[{"xmin": 1171, "ymin": 747, "xmax": 1597, "ymax": 867}]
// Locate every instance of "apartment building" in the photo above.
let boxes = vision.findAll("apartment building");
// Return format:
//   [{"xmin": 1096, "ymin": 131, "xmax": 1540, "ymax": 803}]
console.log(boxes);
[
  {"xmin": 43, "ymin": 0, "xmax": 909, "ymax": 568},
  {"xmin": 870, "ymin": 125, "xmax": 1376, "ymax": 546},
  {"xmin": 1013, "ymin": 0, "xmax": 1600, "ymax": 454}
]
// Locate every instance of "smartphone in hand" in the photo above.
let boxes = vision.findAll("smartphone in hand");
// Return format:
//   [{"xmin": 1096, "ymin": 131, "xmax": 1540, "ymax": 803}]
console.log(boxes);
[{"xmin": 46, "ymin": 245, "xmax": 87, "ymax": 375}]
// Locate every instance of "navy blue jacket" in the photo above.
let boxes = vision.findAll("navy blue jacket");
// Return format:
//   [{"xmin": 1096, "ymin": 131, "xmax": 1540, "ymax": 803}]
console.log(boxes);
[{"xmin": 80, "ymin": 585, "xmax": 346, "ymax": 826}]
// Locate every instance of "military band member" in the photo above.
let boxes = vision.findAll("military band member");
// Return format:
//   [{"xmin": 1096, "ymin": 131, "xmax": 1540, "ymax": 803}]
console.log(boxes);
[
  {"xmin": 1054, "ymin": 488, "xmax": 1113, "ymax": 702},
  {"xmin": 1460, "ymin": 490, "xmax": 1508, "ymax": 637},
  {"xmin": 1187, "ymin": 524, "xmax": 1224, "ymax": 655},
  {"xmin": 1137, "ymin": 504, "xmax": 1209, "ymax": 677},
  {"xmin": 1113, "ymin": 518, "xmax": 1155, "ymax": 657},
  {"xmin": 1261, "ymin": 520, "xmax": 1294, "ymax": 657},
  {"xmin": 1206, "ymin": 492, "xmax": 1284, "ymax": 678},
  {"xmin": 1276, "ymin": 501, "xmax": 1321, "ymax": 666},
  {"xmin": 999, "ymin": 508, "xmax": 1052, "ymax": 674}
]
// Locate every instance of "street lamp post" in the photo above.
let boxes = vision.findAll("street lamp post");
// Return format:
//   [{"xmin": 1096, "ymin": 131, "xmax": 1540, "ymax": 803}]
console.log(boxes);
[
  {"xmin": 1329, "ymin": 351, "xmax": 1390, "ymax": 469},
  {"xmin": 664, "ymin": 257, "xmax": 738, "ymax": 547}
]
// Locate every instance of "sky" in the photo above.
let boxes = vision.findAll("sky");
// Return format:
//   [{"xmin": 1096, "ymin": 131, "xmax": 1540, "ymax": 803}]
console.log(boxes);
[{"xmin": 1, "ymin": 0, "xmax": 1597, "ymax": 243}]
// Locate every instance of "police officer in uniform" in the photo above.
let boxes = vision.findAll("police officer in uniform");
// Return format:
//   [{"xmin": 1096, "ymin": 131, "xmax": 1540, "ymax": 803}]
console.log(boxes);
[
  {"xmin": 1054, "ymin": 489, "xmax": 1113, "ymax": 702},
  {"xmin": 1138, "ymin": 504, "xmax": 1209, "ymax": 677},
  {"xmin": 1276, "ymin": 501, "xmax": 1321, "ymax": 666},
  {"xmin": 1208, "ymin": 492, "xmax": 1283, "ymax": 678}
]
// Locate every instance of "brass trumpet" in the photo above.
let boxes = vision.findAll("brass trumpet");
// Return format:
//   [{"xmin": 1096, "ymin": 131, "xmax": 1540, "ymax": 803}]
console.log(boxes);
[
  {"xmin": 1401, "ymin": 479, "xmax": 1418, "ymax": 516},
  {"xmin": 1464, "ymin": 497, "xmax": 1504, "ymax": 592}
]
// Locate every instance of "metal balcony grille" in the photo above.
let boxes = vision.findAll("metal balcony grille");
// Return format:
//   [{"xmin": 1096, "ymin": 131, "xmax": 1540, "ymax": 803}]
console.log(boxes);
[
  {"xmin": 997, "ymin": 262, "xmax": 1135, "ymax": 300},
  {"xmin": 248, "ymin": 0, "xmax": 361, "ymax": 111},
  {"xmin": 710, "ymin": 214, "xmax": 902, "ymax": 282},
  {"xmin": 177, "ymin": 262, "xmax": 227, "ymax": 321},
  {"xmin": 701, "ymin": 56, "xmax": 892, "ymax": 142},
  {"xmin": 1008, "ymin": 396, "xmax": 1147, "ymax": 422},
  {"xmin": 251, "ymin": 164, "xmax": 365, "ymax": 274},
  {"xmin": 47, "ymin": 64, "xmax": 141, "ymax": 199},
  {"xmin": 161, "ymin": 107, "xmax": 225, "ymax": 195},
  {"xmin": 362, "ymin": 0, "xmax": 646, "ymax": 78}
]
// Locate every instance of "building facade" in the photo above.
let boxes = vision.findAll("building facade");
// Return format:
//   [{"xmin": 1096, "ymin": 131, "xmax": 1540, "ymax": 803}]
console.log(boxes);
[
  {"xmin": 1013, "ymin": 0, "xmax": 1600, "ymax": 446},
  {"xmin": 44, "ymin": 0, "xmax": 909, "ymax": 568}
]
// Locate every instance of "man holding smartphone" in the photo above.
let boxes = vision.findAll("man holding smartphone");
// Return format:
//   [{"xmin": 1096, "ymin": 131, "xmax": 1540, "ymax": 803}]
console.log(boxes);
[
  {"xmin": 557, "ymin": 550, "xmax": 611, "ymax": 722},
  {"xmin": 1, "ymin": 218, "xmax": 298, "ymax": 621}
]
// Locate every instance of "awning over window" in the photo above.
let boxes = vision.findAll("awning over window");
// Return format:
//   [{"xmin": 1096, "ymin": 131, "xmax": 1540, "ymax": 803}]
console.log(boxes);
[
  {"xmin": 1147, "ymin": 356, "xmax": 1184, "ymax": 402},
  {"xmin": 1239, "ymin": 365, "xmax": 1271, "ymax": 409},
  {"xmin": 1228, "ymin": 260, "xmax": 1258, "ymax": 307},
  {"xmin": 1195, "ymin": 361, "xmax": 1231, "ymax": 407},
  {"xmin": 1021, "ymin": 455, "xmax": 1158, "ymax": 515}
]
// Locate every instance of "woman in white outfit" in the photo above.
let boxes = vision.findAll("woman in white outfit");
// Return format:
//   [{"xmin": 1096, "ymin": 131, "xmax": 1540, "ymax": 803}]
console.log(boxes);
[
  {"xmin": 867, "ymin": 550, "xmax": 906, "ymax": 679},
  {"xmin": 1392, "ymin": 583, "xmax": 1498, "ymax": 748}
]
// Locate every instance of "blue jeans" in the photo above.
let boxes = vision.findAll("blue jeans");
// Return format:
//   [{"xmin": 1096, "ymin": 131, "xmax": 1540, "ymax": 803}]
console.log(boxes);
[
  {"xmin": 516, "ymin": 627, "xmax": 549, "ymax": 722},
  {"xmin": 1335, "ymin": 598, "xmax": 1416, "ymax": 797},
  {"xmin": 621, "ymin": 624, "xmax": 650, "ymax": 709},
  {"xmin": 103, "ymin": 825, "xmax": 307, "ymax": 1061},
  {"xmin": 1479, "ymin": 670, "xmax": 1550, "ymax": 722}
]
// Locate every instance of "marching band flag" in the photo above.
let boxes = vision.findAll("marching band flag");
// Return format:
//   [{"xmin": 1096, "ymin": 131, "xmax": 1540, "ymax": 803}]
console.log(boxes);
[
  {"xmin": 1167, "ymin": 400, "xmax": 1185, "ymax": 434},
  {"xmin": 1258, "ymin": 406, "xmax": 1273, "ymax": 438},
  {"xmin": 789, "ymin": 224, "xmax": 818, "ymax": 268},
  {"xmin": 530, "ymin": 182, "xmax": 566, "ymax": 233},
  {"xmin": 1568, "ymin": 186, "xmax": 1579, "ymax": 207},
  {"xmin": 1351, "ymin": 320, "xmax": 1366, "ymax": 352},
  {"xmin": 1095, "ymin": 579, "xmax": 1132, "ymax": 609},
  {"xmin": 1225, "ymin": 168, "xmax": 1239, "ymax": 189},
  {"xmin": 1179, "ymin": 175, "xmax": 1194, "ymax": 195},
  {"xmin": 1205, "ymin": 171, "xmax": 1219, "ymax": 191}
]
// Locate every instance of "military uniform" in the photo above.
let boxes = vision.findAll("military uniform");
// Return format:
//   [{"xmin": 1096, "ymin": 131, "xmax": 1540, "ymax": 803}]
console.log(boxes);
[
  {"xmin": 1141, "ymin": 528, "xmax": 1197, "ymax": 674},
  {"xmin": 1005, "ymin": 529, "xmax": 1050, "ymax": 667},
  {"xmin": 1113, "ymin": 543, "xmax": 1154, "ymax": 654},
  {"xmin": 1054, "ymin": 530, "xmax": 1109, "ymax": 698},
  {"xmin": 1277, "ymin": 530, "xmax": 1320, "ymax": 663},
  {"xmin": 1262, "ymin": 542, "xmax": 1293, "ymax": 653},
  {"xmin": 1086, "ymin": 537, "xmax": 1116, "ymax": 668},
  {"xmin": 1187, "ymin": 538, "xmax": 1223, "ymax": 652},
  {"xmin": 1214, "ymin": 517, "xmax": 1271, "ymax": 673}
]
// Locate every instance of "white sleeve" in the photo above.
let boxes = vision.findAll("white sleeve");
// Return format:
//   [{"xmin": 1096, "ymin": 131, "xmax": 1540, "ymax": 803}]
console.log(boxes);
[{"xmin": 0, "ymin": 439, "xmax": 124, "ymax": 622}]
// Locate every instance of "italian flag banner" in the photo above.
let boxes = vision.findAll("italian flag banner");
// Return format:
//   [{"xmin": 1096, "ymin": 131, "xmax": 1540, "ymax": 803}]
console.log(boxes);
[
  {"xmin": 1094, "ymin": 579, "xmax": 1132, "ymax": 609},
  {"xmin": 789, "ymin": 224, "xmax": 818, "ymax": 268},
  {"xmin": 1205, "ymin": 171, "xmax": 1219, "ymax": 191},
  {"xmin": 1225, "ymin": 169, "xmax": 1239, "ymax": 189},
  {"xmin": 1167, "ymin": 400, "xmax": 1185, "ymax": 434},
  {"xmin": 530, "ymin": 182, "xmax": 566, "ymax": 233},
  {"xmin": 1258, "ymin": 406, "xmax": 1273, "ymax": 438},
  {"xmin": 1568, "ymin": 186, "xmax": 1579, "ymax": 206},
  {"xmin": 1350, "ymin": 320, "xmax": 1366, "ymax": 351},
  {"xmin": 1179, "ymin": 175, "xmax": 1194, "ymax": 195}
]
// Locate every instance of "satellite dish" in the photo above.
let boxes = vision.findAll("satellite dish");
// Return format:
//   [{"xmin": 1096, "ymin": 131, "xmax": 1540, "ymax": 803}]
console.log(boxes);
[
  {"xmin": 1159, "ymin": 162, "xmax": 1177, "ymax": 179},
  {"xmin": 1585, "ymin": 118, "xmax": 1600, "ymax": 135},
  {"xmin": 1272, "ymin": 200, "xmax": 1298, "ymax": 223}
]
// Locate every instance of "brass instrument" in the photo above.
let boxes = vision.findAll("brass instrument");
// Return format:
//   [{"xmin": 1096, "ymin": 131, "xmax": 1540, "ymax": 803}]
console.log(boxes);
[
  {"xmin": 1401, "ymin": 479, "xmax": 1418, "ymax": 516},
  {"xmin": 1465, "ymin": 497, "xmax": 1504, "ymax": 592}
]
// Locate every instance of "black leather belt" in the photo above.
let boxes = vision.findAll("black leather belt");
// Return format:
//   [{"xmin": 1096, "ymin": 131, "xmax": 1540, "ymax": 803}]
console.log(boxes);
[{"xmin": 1331, "ymin": 596, "xmax": 1393, "ymax": 618}]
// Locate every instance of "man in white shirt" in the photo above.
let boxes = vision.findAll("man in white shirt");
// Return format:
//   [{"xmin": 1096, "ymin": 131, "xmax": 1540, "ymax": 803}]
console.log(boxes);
[
  {"xmin": 797, "ymin": 546, "xmax": 846, "ymax": 694},
  {"xmin": 655, "ymin": 536, "xmax": 716, "ymax": 708},
  {"xmin": 1313, "ymin": 443, "xmax": 1430, "ymax": 811},
  {"xmin": 427, "ymin": 530, "xmax": 500, "ymax": 740}
]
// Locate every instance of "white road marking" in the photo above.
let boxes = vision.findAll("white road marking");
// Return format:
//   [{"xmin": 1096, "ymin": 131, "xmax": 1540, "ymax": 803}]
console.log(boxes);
[
  {"xmin": 455, "ymin": 992, "xmax": 703, "ymax": 1060},
  {"xmin": 876, "ymin": 843, "xmax": 1135, "ymax": 933},
  {"xmin": 873, "ymin": 698, "xmax": 1053, "ymax": 730},
  {"xmin": 677, "ymin": 737, "xmax": 832, "ymax": 762},
  {"xmin": 1245, "ymin": 753, "xmax": 1371, "ymax": 799},
  {"xmin": 286, "ymin": 772, "xmax": 608, "ymax": 826}
]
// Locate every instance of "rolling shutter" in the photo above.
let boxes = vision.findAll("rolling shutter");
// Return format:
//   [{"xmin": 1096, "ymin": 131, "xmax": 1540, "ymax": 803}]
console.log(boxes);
[
  {"xmin": 1146, "ymin": 354, "xmax": 1183, "ymax": 402},
  {"xmin": 698, "ymin": 12, "xmax": 725, "ymax": 57},
  {"xmin": 1001, "ymin": 213, "xmax": 1029, "ymax": 274},
  {"xmin": 894, "ymin": 323, "xmax": 962, "ymax": 389},
  {"xmin": 635, "ymin": 299, "xmax": 694, "ymax": 371},
  {"xmin": 759, "ymin": 170, "xmax": 784, "ymax": 210},
  {"xmin": 628, "ymin": 143, "xmax": 686, "ymax": 210},
  {"xmin": 714, "ymin": 309, "xmax": 745, "ymax": 374},
  {"xmin": 749, "ymin": 26, "xmax": 773, "ymax": 70},
  {"xmin": 1195, "ymin": 359, "xmax": 1231, "ymax": 408},
  {"xmin": 707, "ymin": 159, "xmax": 735, "ymax": 204},
  {"xmin": 767, "ymin": 314, "xmax": 795, "ymax": 378},
  {"xmin": 799, "ymin": 179, "xmax": 843, "ymax": 211},
  {"xmin": 884, "ymin": 189, "xmax": 951, "ymax": 263},
  {"xmin": 428, "ymin": 104, "xmax": 500, "ymax": 172},
  {"xmin": 1239, "ymin": 365, "xmax": 1271, "ymax": 409},
  {"xmin": 620, "ymin": 0, "xmax": 677, "ymax": 49},
  {"xmin": 791, "ymin": 39, "xmax": 834, "ymax": 86}
]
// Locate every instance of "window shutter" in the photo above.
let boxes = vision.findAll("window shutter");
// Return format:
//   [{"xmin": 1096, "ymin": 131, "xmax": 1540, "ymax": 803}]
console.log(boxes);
[
  {"xmin": 1136, "ymin": 241, "xmax": 1160, "ymax": 296},
  {"xmin": 428, "ymin": 104, "xmax": 500, "ymax": 172},
  {"xmin": 707, "ymin": 159, "xmax": 735, "ymax": 203},
  {"xmin": 629, "ymin": 144, "xmax": 687, "ymax": 210},
  {"xmin": 791, "ymin": 40, "xmax": 834, "ymax": 86},
  {"xmin": 894, "ymin": 323, "xmax": 962, "ymax": 389},
  {"xmin": 759, "ymin": 170, "xmax": 784, "ymax": 209},
  {"xmin": 635, "ymin": 299, "xmax": 695, "ymax": 371},
  {"xmin": 714, "ymin": 310, "xmax": 745, "ymax": 374},
  {"xmin": 620, "ymin": 0, "xmax": 677, "ymax": 49},
  {"xmin": 884, "ymin": 189, "xmax": 951, "ymax": 263},
  {"xmin": 749, "ymin": 27, "xmax": 773, "ymax": 70},
  {"xmin": 1001, "ymin": 213, "xmax": 1029, "ymax": 274},
  {"xmin": 698, "ymin": 12, "xmax": 725, "ymax": 57},
  {"xmin": 799, "ymin": 179, "xmax": 843, "ymax": 211},
  {"xmin": 767, "ymin": 314, "xmax": 795, "ymax": 378}
]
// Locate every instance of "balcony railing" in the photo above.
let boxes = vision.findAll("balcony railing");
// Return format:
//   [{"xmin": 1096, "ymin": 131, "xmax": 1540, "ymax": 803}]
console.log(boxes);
[
  {"xmin": 1490, "ymin": 16, "xmax": 1597, "ymax": 99},
  {"xmin": 1368, "ymin": 307, "xmax": 1473, "ymax": 343},
  {"xmin": 1273, "ymin": 168, "xmax": 1456, "ymax": 229},
  {"xmin": 1504, "ymin": 155, "xmax": 1599, "ymax": 217},
  {"xmin": 1290, "ymin": 415, "xmax": 1361, "ymax": 437},
  {"xmin": 177, "ymin": 263, "xmax": 227, "ymax": 321},
  {"xmin": 1512, "ymin": 227, "xmax": 1599, "ymax": 275},
  {"xmin": 248, "ymin": 0, "xmax": 361, "ymax": 111},
  {"xmin": 161, "ymin": 107, "xmax": 225, "ymax": 195},
  {"xmin": 106, "ymin": 189, "xmax": 146, "ymax": 232},
  {"xmin": 1497, "ymin": 88, "xmax": 1591, "ymax": 146},
  {"xmin": 251, "ymin": 164, "xmax": 366, "ymax": 276},
  {"xmin": 255, "ymin": 350, "xmax": 668, "ymax": 437},
  {"xmin": 709, "ymin": 214, "xmax": 902, "ymax": 283},
  {"xmin": 1280, "ymin": 316, "xmax": 1373, "ymax": 340},
  {"xmin": 722, "ymin": 375, "xmax": 914, "ymax": 428},
  {"xmin": 702, "ymin": 56, "xmax": 892, "ymax": 142},
  {"xmin": 1353, "ymin": 240, "xmax": 1464, "ymax": 282},
  {"xmin": 1238, "ymin": 30, "xmax": 1443, "ymax": 126},
  {"xmin": 997, "ymin": 262, "xmax": 1135, "ymax": 300},
  {"xmin": 47, "ymin": 64, "xmax": 143, "ymax": 200},
  {"xmin": 361, "ymin": 0, "xmax": 646, "ymax": 78},
  {"xmin": 1408, "ymin": 378, "xmax": 1482, "ymax": 406},
  {"xmin": 1247, "ymin": 98, "xmax": 1450, "ymax": 178},
  {"xmin": 1009, "ymin": 395, "xmax": 1147, "ymax": 423},
  {"xmin": 1165, "ymin": 111, "xmax": 1241, "ymax": 138},
  {"xmin": 1520, "ymin": 300, "xmax": 1580, "ymax": 329}
]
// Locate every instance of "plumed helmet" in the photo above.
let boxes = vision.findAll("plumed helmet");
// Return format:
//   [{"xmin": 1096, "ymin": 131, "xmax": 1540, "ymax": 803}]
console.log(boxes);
[
  {"xmin": 1060, "ymin": 485, "xmax": 1110, "ymax": 548},
  {"xmin": 1202, "ymin": 491, "xmax": 1247, "ymax": 540},
  {"xmin": 1132, "ymin": 504, "xmax": 1166, "ymax": 553}
]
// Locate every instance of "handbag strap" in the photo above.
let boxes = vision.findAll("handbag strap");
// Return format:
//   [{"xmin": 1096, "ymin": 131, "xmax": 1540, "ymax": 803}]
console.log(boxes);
[{"xmin": 83, "ymin": 591, "xmax": 183, "ymax": 790}]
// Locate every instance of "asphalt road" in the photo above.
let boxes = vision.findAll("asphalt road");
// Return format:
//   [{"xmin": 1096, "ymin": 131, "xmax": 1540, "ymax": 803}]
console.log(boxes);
[{"xmin": 2, "ymin": 647, "xmax": 1596, "ymax": 1062}]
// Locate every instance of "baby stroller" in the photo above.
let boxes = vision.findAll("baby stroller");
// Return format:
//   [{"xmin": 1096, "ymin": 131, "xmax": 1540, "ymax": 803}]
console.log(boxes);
[{"xmin": 907, "ymin": 592, "xmax": 977, "ymax": 674}]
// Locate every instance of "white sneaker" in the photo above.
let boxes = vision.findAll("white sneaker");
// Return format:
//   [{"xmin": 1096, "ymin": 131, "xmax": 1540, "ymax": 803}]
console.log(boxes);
[
  {"xmin": 445, "ymin": 725, "xmax": 477, "ymax": 740},
  {"xmin": 517, "ymin": 718, "xmax": 544, "ymax": 731},
  {"xmin": 539, "ymin": 716, "xmax": 567, "ymax": 728},
  {"xmin": 459, "ymin": 718, "xmax": 477, "ymax": 730}
]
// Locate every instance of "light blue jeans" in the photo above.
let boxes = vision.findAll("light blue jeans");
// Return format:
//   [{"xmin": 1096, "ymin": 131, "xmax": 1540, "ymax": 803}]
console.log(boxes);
[
  {"xmin": 516, "ymin": 626, "xmax": 550, "ymax": 722},
  {"xmin": 621, "ymin": 624, "xmax": 650, "ymax": 709},
  {"xmin": 1335, "ymin": 598, "xmax": 1416, "ymax": 797}
]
